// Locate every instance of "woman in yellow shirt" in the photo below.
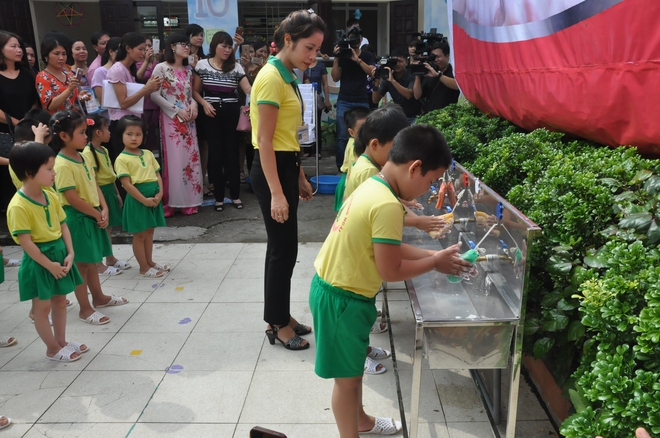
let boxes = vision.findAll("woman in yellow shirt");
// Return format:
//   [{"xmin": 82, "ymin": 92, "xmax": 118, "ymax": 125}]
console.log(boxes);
[{"xmin": 249, "ymin": 10, "xmax": 326, "ymax": 350}]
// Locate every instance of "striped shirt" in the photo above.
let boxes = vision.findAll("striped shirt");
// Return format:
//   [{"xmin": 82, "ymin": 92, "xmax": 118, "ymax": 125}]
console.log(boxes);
[{"xmin": 194, "ymin": 59, "xmax": 245, "ymax": 104}]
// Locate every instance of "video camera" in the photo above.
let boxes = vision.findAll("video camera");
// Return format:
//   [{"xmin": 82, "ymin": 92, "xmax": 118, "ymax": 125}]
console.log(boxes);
[
  {"xmin": 375, "ymin": 55, "xmax": 398, "ymax": 79},
  {"xmin": 409, "ymin": 28, "xmax": 447, "ymax": 75},
  {"xmin": 335, "ymin": 26, "xmax": 362, "ymax": 59}
]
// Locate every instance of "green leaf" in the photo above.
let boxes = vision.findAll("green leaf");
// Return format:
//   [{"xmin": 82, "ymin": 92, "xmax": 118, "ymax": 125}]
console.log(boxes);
[
  {"xmin": 584, "ymin": 252, "xmax": 608, "ymax": 268},
  {"xmin": 619, "ymin": 212, "xmax": 653, "ymax": 232},
  {"xmin": 558, "ymin": 298, "xmax": 579, "ymax": 311},
  {"xmin": 567, "ymin": 320, "xmax": 586, "ymax": 341},
  {"xmin": 648, "ymin": 220, "xmax": 660, "ymax": 245},
  {"xmin": 600, "ymin": 177, "xmax": 620, "ymax": 187},
  {"xmin": 552, "ymin": 245, "xmax": 573, "ymax": 252},
  {"xmin": 630, "ymin": 169, "xmax": 653, "ymax": 184},
  {"xmin": 541, "ymin": 291, "xmax": 562, "ymax": 307},
  {"xmin": 533, "ymin": 337, "xmax": 555, "ymax": 359},
  {"xmin": 644, "ymin": 176, "xmax": 660, "ymax": 194},
  {"xmin": 524, "ymin": 317, "xmax": 541, "ymax": 336},
  {"xmin": 542, "ymin": 310, "xmax": 569, "ymax": 332},
  {"xmin": 546, "ymin": 255, "xmax": 573, "ymax": 275},
  {"xmin": 614, "ymin": 191, "xmax": 635, "ymax": 202},
  {"xmin": 568, "ymin": 388, "xmax": 588, "ymax": 413}
]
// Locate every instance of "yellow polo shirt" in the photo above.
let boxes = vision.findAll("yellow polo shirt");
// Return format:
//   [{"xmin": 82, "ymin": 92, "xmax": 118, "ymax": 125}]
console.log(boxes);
[
  {"xmin": 251, "ymin": 56, "xmax": 302, "ymax": 152},
  {"xmin": 340, "ymin": 138, "xmax": 356, "ymax": 174},
  {"xmin": 315, "ymin": 176, "xmax": 405, "ymax": 298},
  {"xmin": 343, "ymin": 154, "xmax": 379, "ymax": 201},
  {"xmin": 114, "ymin": 149, "xmax": 160, "ymax": 184},
  {"xmin": 7, "ymin": 189, "xmax": 67, "ymax": 244},
  {"xmin": 54, "ymin": 152, "xmax": 100, "ymax": 207},
  {"xmin": 82, "ymin": 145, "xmax": 117, "ymax": 186}
]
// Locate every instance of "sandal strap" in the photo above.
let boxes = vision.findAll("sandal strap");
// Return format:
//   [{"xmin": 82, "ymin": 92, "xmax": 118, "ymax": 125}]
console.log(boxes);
[{"xmin": 285, "ymin": 335, "xmax": 307, "ymax": 349}]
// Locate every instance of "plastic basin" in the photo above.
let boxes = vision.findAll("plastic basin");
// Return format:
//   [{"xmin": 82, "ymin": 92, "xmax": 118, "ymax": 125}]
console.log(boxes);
[{"xmin": 310, "ymin": 175, "xmax": 341, "ymax": 194}]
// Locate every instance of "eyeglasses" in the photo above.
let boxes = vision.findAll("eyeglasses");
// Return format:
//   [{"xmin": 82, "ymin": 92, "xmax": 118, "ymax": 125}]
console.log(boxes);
[
  {"xmin": 146, "ymin": 44, "xmax": 153, "ymax": 48},
  {"xmin": 176, "ymin": 42, "xmax": 192, "ymax": 48}
]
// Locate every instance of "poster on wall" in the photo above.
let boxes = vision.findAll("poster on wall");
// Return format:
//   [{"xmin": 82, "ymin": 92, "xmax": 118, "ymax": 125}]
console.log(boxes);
[
  {"xmin": 187, "ymin": 0, "xmax": 238, "ymax": 53},
  {"xmin": 448, "ymin": 0, "xmax": 660, "ymax": 156}
]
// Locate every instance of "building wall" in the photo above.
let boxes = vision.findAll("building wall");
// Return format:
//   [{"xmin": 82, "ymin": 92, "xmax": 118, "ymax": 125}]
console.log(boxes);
[{"xmin": 31, "ymin": 1, "xmax": 103, "ymax": 64}]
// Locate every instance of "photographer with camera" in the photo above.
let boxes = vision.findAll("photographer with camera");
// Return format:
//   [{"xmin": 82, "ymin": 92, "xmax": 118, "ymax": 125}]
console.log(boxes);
[
  {"xmin": 371, "ymin": 48, "xmax": 421, "ymax": 124},
  {"xmin": 331, "ymin": 25, "xmax": 376, "ymax": 171},
  {"xmin": 413, "ymin": 38, "xmax": 460, "ymax": 112}
]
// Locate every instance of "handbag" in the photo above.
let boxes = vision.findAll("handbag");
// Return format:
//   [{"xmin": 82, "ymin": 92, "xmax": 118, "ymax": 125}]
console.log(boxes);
[
  {"xmin": 316, "ymin": 92, "xmax": 326, "ymax": 111},
  {"xmin": 0, "ymin": 110, "xmax": 14, "ymax": 158},
  {"xmin": 236, "ymin": 105, "xmax": 251, "ymax": 131}
]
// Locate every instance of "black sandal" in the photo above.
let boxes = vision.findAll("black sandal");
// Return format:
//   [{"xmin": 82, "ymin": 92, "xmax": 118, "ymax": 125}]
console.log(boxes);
[
  {"xmin": 266, "ymin": 326, "xmax": 309, "ymax": 350},
  {"xmin": 232, "ymin": 200, "xmax": 243, "ymax": 209},
  {"xmin": 214, "ymin": 202, "xmax": 224, "ymax": 211},
  {"xmin": 292, "ymin": 323, "xmax": 312, "ymax": 336}
]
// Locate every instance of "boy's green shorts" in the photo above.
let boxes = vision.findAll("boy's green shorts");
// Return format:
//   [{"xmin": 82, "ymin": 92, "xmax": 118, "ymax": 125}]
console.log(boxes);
[{"xmin": 309, "ymin": 274, "xmax": 377, "ymax": 379}]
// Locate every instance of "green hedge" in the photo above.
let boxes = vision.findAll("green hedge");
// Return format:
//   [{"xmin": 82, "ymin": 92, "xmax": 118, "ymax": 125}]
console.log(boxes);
[{"xmin": 421, "ymin": 102, "xmax": 660, "ymax": 437}]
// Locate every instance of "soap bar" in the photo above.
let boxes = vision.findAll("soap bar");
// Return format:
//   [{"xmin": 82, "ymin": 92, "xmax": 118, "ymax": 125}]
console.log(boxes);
[{"xmin": 447, "ymin": 249, "xmax": 478, "ymax": 283}]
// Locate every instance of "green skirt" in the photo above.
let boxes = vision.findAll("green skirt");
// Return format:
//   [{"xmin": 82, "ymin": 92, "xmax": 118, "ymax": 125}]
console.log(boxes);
[
  {"xmin": 19, "ymin": 238, "xmax": 83, "ymax": 302},
  {"xmin": 0, "ymin": 258, "xmax": 4, "ymax": 284},
  {"xmin": 122, "ymin": 181, "xmax": 166, "ymax": 233},
  {"xmin": 309, "ymin": 274, "xmax": 377, "ymax": 379},
  {"xmin": 334, "ymin": 172, "xmax": 347, "ymax": 212},
  {"xmin": 63, "ymin": 205, "xmax": 112, "ymax": 263},
  {"xmin": 100, "ymin": 182, "xmax": 122, "ymax": 228}
]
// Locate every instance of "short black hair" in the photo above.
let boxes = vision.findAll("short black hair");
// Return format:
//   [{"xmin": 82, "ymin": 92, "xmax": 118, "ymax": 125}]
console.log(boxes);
[
  {"xmin": 344, "ymin": 107, "xmax": 370, "ymax": 130},
  {"xmin": 346, "ymin": 18, "xmax": 360, "ymax": 28},
  {"xmin": 389, "ymin": 124, "xmax": 452, "ymax": 175},
  {"xmin": 91, "ymin": 30, "xmax": 109, "ymax": 46},
  {"xmin": 24, "ymin": 108, "xmax": 51, "ymax": 126},
  {"xmin": 431, "ymin": 40, "xmax": 450, "ymax": 57},
  {"xmin": 116, "ymin": 115, "xmax": 146, "ymax": 147},
  {"xmin": 354, "ymin": 104, "xmax": 409, "ymax": 156},
  {"xmin": 9, "ymin": 141, "xmax": 56, "ymax": 181},
  {"xmin": 14, "ymin": 119, "xmax": 41, "ymax": 143}
]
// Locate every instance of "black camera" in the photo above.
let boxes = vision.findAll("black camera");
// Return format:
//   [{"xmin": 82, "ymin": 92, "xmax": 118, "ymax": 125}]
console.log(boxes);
[
  {"xmin": 335, "ymin": 26, "xmax": 361, "ymax": 59},
  {"xmin": 409, "ymin": 28, "xmax": 447, "ymax": 74},
  {"xmin": 375, "ymin": 55, "xmax": 398, "ymax": 79}
]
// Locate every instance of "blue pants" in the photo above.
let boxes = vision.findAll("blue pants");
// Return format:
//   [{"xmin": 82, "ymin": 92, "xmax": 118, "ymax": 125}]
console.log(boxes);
[{"xmin": 335, "ymin": 100, "xmax": 370, "ymax": 169}]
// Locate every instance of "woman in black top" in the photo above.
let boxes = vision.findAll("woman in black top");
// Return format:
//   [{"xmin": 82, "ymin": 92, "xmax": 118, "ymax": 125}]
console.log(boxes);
[{"xmin": 0, "ymin": 31, "xmax": 39, "ymax": 209}]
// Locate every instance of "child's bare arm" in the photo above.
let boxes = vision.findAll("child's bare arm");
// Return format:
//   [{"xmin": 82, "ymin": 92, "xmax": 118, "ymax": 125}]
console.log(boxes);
[
  {"xmin": 62, "ymin": 189, "xmax": 103, "ymax": 221},
  {"xmin": 17, "ymin": 234, "xmax": 66, "ymax": 278},
  {"xmin": 374, "ymin": 242, "xmax": 473, "ymax": 282}
]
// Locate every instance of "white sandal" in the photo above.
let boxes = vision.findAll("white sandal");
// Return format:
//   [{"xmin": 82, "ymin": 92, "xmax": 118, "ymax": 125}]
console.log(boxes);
[
  {"xmin": 153, "ymin": 263, "xmax": 170, "ymax": 272},
  {"xmin": 100, "ymin": 266, "xmax": 122, "ymax": 276},
  {"xmin": 367, "ymin": 346, "xmax": 391, "ymax": 360},
  {"xmin": 95, "ymin": 295, "xmax": 128, "ymax": 308},
  {"xmin": 80, "ymin": 311, "xmax": 110, "ymax": 325},
  {"xmin": 0, "ymin": 416, "xmax": 11, "ymax": 430},
  {"xmin": 359, "ymin": 417, "xmax": 402, "ymax": 435},
  {"xmin": 370, "ymin": 321, "xmax": 388, "ymax": 334},
  {"xmin": 46, "ymin": 345, "xmax": 81, "ymax": 362},
  {"xmin": 5, "ymin": 259, "xmax": 20, "ymax": 267},
  {"xmin": 66, "ymin": 341, "xmax": 89, "ymax": 354},
  {"xmin": 364, "ymin": 357, "xmax": 386, "ymax": 375},
  {"xmin": 0, "ymin": 336, "xmax": 17, "ymax": 347},
  {"xmin": 113, "ymin": 260, "xmax": 131, "ymax": 270},
  {"xmin": 140, "ymin": 267, "xmax": 163, "ymax": 278}
]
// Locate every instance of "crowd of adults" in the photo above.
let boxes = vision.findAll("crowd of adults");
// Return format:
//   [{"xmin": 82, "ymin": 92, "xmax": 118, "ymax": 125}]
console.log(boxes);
[{"xmin": 0, "ymin": 24, "xmax": 274, "ymax": 215}]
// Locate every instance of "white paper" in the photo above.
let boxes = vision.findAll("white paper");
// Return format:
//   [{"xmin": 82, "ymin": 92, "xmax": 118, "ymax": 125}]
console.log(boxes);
[
  {"xmin": 298, "ymin": 83, "xmax": 316, "ymax": 144},
  {"xmin": 102, "ymin": 80, "xmax": 145, "ymax": 114}
]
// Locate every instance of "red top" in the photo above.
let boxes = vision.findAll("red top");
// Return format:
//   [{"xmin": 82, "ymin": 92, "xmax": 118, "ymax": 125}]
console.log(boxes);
[{"xmin": 35, "ymin": 69, "xmax": 80, "ymax": 114}]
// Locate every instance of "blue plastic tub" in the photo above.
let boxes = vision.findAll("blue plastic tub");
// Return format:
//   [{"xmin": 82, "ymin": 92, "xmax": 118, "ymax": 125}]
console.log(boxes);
[{"xmin": 310, "ymin": 175, "xmax": 341, "ymax": 194}]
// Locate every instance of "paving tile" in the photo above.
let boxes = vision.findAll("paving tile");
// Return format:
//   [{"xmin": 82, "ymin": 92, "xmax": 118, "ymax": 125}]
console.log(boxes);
[
  {"xmin": 0, "ymin": 423, "xmax": 32, "ymax": 437},
  {"xmin": 129, "ymin": 423, "xmax": 237, "ymax": 437},
  {"xmin": 139, "ymin": 371, "xmax": 253, "ymax": 423},
  {"xmin": 120, "ymin": 303, "xmax": 208, "ymax": 333},
  {"xmin": 39, "ymin": 370, "xmax": 164, "ymax": 423},
  {"xmin": 0, "ymin": 370, "xmax": 80, "ymax": 423},
  {"xmin": 255, "ymin": 335, "xmax": 316, "ymax": 372},
  {"xmin": 0, "ymin": 332, "xmax": 38, "ymax": 368},
  {"xmin": 213, "ymin": 277, "xmax": 264, "ymax": 303},
  {"xmin": 86, "ymin": 332, "xmax": 190, "ymax": 371},
  {"xmin": 193, "ymin": 303, "xmax": 264, "ymax": 333},
  {"xmin": 234, "ymin": 423, "xmax": 339, "ymax": 438},
  {"xmin": 239, "ymin": 370, "xmax": 335, "ymax": 424},
  {"xmin": 186, "ymin": 242, "xmax": 244, "ymax": 260},
  {"xmin": 446, "ymin": 421, "xmax": 494, "ymax": 438},
  {"xmin": 175, "ymin": 332, "xmax": 263, "ymax": 371},
  {"xmin": 23, "ymin": 423, "xmax": 133, "ymax": 437}
]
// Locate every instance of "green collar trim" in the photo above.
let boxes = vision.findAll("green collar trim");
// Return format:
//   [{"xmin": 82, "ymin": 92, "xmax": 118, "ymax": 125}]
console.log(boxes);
[
  {"xmin": 18, "ymin": 189, "xmax": 52, "ymax": 227},
  {"xmin": 121, "ymin": 150, "xmax": 144, "ymax": 157},
  {"xmin": 360, "ymin": 154, "xmax": 379, "ymax": 170},
  {"xmin": 267, "ymin": 56, "xmax": 298, "ymax": 84},
  {"xmin": 372, "ymin": 175, "xmax": 400, "ymax": 201},
  {"xmin": 57, "ymin": 152, "xmax": 83, "ymax": 164}
]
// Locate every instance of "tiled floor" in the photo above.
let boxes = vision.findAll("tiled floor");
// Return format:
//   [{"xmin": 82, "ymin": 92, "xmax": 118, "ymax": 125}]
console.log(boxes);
[{"xmin": 0, "ymin": 243, "xmax": 556, "ymax": 437}]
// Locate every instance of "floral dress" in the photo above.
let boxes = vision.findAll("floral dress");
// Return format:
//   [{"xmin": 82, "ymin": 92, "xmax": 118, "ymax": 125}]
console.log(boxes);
[
  {"xmin": 150, "ymin": 63, "xmax": 202, "ymax": 209},
  {"xmin": 35, "ymin": 69, "xmax": 80, "ymax": 114}
]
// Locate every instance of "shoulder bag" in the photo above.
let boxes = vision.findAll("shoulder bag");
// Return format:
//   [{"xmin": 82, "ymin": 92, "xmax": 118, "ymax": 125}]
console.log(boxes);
[{"xmin": 0, "ymin": 110, "xmax": 14, "ymax": 158}]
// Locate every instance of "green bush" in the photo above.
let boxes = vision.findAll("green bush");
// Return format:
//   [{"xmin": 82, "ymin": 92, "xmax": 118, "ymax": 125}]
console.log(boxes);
[{"xmin": 423, "ymin": 103, "xmax": 660, "ymax": 436}]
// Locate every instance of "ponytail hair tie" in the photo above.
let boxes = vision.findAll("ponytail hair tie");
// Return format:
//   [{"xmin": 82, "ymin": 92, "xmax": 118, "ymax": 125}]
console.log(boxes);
[{"xmin": 86, "ymin": 118, "xmax": 95, "ymax": 126}]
